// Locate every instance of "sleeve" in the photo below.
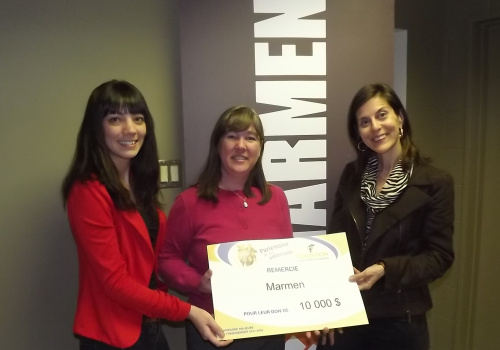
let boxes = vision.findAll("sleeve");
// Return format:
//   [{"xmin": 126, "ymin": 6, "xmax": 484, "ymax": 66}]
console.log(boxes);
[
  {"xmin": 158, "ymin": 193, "xmax": 203, "ymax": 294},
  {"xmin": 328, "ymin": 164, "xmax": 351, "ymax": 234},
  {"xmin": 383, "ymin": 170, "xmax": 455, "ymax": 290},
  {"xmin": 273, "ymin": 185, "xmax": 294, "ymax": 238},
  {"xmin": 67, "ymin": 181, "xmax": 191, "ymax": 320},
  {"xmin": 154, "ymin": 211, "xmax": 169, "ymax": 292}
]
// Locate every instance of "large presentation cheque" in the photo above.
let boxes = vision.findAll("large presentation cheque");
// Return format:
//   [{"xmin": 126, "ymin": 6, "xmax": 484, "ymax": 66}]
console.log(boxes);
[{"xmin": 207, "ymin": 233, "xmax": 368, "ymax": 340}]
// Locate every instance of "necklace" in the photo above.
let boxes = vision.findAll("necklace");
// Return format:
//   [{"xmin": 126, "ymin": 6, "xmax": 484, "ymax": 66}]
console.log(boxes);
[{"xmin": 233, "ymin": 191, "xmax": 248, "ymax": 208}]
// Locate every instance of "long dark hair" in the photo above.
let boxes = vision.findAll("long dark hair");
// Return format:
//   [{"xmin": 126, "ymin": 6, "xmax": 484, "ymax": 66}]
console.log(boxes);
[
  {"xmin": 196, "ymin": 105, "xmax": 271, "ymax": 204},
  {"xmin": 62, "ymin": 80, "xmax": 161, "ymax": 211},
  {"xmin": 347, "ymin": 83, "xmax": 428, "ymax": 171}
]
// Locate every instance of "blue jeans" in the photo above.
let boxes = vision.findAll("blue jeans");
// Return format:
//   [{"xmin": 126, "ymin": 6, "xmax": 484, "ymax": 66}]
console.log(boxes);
[
  {"xmin": 316, "ymin": 314, "xmax": 429, "ymax": 350},
  {"xmin": 79, "ymin": 321, "xmax": 170, "ymax": 350}
]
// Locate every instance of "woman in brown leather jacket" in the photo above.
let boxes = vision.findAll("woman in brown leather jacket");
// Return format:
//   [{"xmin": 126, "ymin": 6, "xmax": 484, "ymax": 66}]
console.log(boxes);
[{"xmin": 318, "ymin": 83, "xmax": 454, "ymax": 350}]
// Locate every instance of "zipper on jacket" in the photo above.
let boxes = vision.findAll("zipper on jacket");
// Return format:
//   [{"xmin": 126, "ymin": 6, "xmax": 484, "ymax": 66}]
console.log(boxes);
[
  {"xmin": 404, "ymin": 291, "xmax": 412, "ymax": 324},
  {"xmin": 400, "ymin": 224, "xmax": 411, "ymax": 324},
  {"xmin": 398, "ymin": 222, "xmax": 403, "ymax": 253},
  {"xmin": 349, "ymin": 208, "xmax": 366, "ymax": 265},
  {"xmin": 350, "ymin": 208, "xmax": 361, "ymax": 237}
]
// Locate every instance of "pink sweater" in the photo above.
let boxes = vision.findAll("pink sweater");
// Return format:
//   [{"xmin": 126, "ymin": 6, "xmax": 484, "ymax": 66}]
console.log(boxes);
[{"xmin": 158, "ymin": 185, "xmax": 293, "ymax": 313}]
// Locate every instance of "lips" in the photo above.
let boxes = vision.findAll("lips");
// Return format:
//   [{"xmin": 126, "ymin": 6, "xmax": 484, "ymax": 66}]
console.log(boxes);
[
  {"xmin": 118, "ymin": 140, "xmax": 137, "ymax": 146},
  {"xmin": 373, "ymin": 134, "xmax": 386, "ymax": 142}
]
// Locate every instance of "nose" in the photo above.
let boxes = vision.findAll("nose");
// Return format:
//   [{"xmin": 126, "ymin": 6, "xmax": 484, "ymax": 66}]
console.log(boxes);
[
  {"xmin": 123, "ymin": 116, "xmax": 137, "ymax": 134},
  {"xmin": 371, "ymin": 118, "xmax": 381, "ymax": 130},
  {"xmin": 235, "ymin": 136, "xmax": 246, "ymax": 149}
]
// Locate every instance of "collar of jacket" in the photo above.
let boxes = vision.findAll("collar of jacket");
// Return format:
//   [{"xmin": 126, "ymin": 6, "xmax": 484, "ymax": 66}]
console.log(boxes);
[
  {"xmin": 345, "ymin": 163, "xmax": 433, "ymax": 252},
  {"xmin": 121, "ymin": 210, "xmax": 156, "ymax": 255}
]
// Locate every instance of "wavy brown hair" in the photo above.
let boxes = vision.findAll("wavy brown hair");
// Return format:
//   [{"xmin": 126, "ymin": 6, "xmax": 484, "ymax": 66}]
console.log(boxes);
[{"xmin": 347, "ymin": 83, "xmax": 429, "ymax": 171}]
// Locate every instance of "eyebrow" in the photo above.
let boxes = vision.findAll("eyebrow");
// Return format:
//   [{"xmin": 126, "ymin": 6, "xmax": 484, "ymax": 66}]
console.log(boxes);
[{"xmin": 358, "ymin": 106, "xmax": 388, "ymax": 118}]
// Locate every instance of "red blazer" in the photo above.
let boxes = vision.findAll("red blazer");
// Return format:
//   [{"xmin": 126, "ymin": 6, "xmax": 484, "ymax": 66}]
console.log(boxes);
[{"xmin": 67, "ymin": 179, "xmax": 190, "ymax": 348}]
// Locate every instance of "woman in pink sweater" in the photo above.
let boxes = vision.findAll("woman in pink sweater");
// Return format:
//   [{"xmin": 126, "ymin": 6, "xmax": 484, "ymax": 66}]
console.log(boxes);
[{"xmin": 158, "ymin": 106, "xmax": 293, "ymax": 350}]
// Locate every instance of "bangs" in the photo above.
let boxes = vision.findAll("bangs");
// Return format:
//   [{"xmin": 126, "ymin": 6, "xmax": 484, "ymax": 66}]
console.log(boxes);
[
  {"xmin": 224, "ymin": 111, "xmax": 255, "ymax": 132},
  {"xmin": 102, "ymin": 96, "xmax": 147, "ymax": 116},
  {"xmin": 98, "ymin": 81, "xmax": 148, "ymax": 116},
  {"xmin": 214, "ymin": 105, "xmax": 264, "ymax": 144}
]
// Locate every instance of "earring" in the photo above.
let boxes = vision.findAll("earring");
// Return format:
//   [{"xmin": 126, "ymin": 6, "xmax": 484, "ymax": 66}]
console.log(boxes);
[
  {"xmin": 399, "ymin": 128, "xmax": 403, "ymax": 138},
  {"xmin": 357, "ymin": 141, "xmax": 367, "ymax": 152}
]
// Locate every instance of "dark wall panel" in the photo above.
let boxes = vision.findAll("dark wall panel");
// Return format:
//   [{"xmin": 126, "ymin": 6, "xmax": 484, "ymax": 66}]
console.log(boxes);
[{"xmin": 180, "ymin": 0, "xmax": 393, "ymax": 236}]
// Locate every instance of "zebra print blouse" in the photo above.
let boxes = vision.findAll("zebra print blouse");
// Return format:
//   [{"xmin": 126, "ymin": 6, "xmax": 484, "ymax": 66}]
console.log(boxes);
[{"xmin": 360, "ymin": 156, "xmax": 412, "ymax": 250}]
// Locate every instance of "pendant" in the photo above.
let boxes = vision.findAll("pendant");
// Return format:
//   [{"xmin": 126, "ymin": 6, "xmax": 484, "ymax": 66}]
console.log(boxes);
[{"xmin": 232, "ymin": 190, "xmax": 249, "ymax": 208}]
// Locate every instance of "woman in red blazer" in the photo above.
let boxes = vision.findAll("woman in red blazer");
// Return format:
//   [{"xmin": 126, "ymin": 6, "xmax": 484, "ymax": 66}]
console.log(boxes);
[{"xmin": 62, "ymin": 80, "xmax": 231, "ymax": 350}]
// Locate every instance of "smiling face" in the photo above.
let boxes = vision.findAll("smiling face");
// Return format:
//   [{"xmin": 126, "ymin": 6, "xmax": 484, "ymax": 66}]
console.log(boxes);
[
  {"xmin": 356, "ymin": 96, "xmax": 403, "ymax": 159},
  {"xmin": 102, "ymin": 111, "xmax": 146, "ymax": 168},
  {"xmin": 218, "ymin": 124, "xmax": 262, "ymax": 185}
]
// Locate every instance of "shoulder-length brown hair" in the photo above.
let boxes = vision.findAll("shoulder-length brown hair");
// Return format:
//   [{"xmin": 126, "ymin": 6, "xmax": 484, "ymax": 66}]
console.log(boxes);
[{"xmin": 196, "ymin": 105, "xmax": 271, "ymax": 204}]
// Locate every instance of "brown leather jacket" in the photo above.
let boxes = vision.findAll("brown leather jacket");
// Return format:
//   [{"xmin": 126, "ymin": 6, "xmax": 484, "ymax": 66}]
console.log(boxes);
[{"xmin": 328, "ymin": 161, "xmax": 454, "ymax": 319}]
